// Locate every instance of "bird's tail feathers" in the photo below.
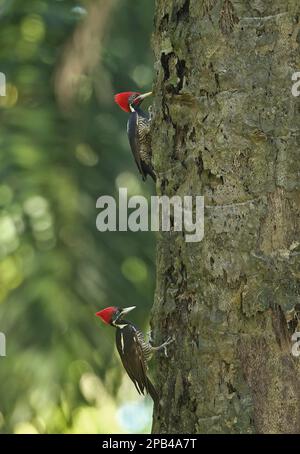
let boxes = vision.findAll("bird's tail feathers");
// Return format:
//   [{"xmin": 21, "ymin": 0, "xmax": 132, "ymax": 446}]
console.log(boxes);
[{"xmin": 146, "ymin": 377, "xmax": 159, "ymax": 407}]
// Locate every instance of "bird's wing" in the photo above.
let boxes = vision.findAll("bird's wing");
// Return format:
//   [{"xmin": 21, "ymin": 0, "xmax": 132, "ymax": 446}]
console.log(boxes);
[
  {"xmin": 116, "ymin": 325, "xmax": 149, "ymax": 396},
  {"xmin": 127, "ymin": 113, "xmax": 146, "ymax": 181}
]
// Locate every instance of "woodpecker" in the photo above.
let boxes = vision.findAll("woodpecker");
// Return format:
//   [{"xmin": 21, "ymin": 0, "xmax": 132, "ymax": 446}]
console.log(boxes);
[
  {"xmin": 95, "ymin": 306, "xmax": 173, "ymax": 405},
  {"xmin": 114, "ymin": 91, "xmax": 156, "ymax": 182}
]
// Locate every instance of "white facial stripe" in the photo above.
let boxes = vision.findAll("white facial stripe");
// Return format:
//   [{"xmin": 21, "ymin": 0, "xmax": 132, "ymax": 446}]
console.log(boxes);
[
  {"xmin": 117, "ymin": 324, "xmax": 128, "ymax": 329},
  {"xmin": 120, "ymin": 332, "xmax": 125, "ymax": 353}
]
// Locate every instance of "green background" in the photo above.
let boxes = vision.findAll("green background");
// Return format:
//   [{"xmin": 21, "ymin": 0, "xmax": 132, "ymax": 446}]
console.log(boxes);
[{"xmin": 0, "ymin": 0, "xmax": 155, "ymax": 433}]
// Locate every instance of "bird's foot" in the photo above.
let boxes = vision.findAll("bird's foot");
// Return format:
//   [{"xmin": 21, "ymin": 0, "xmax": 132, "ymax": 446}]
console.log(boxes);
[
  {"xmin": 162, "ymin": 336, "xmax": 174, "ymax": 357},
  {"xmin": 154, "ymin": 336, "xmax": 175, "ymax": 358}
]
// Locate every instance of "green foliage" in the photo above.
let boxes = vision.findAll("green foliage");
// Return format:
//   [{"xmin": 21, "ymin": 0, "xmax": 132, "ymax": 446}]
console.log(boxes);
[{"xmin": 0, "ymin": 0, "xmax": 155, "ymax": 433}]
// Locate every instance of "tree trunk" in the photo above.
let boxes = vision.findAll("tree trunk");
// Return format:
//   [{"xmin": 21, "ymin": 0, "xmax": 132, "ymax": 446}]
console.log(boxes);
[{"xmin": 151, "ymin": 0, "xmax": 300, "ymax": 434}]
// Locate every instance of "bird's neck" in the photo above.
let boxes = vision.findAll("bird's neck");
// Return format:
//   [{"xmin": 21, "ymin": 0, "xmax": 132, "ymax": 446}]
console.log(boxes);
[
  {"xmin": 130, "ymin": 104, "xmax": 146, "ymax": 117},
  {"xmin": 115, "ymin": 319, "xmax": 133, "ymax": 330}
]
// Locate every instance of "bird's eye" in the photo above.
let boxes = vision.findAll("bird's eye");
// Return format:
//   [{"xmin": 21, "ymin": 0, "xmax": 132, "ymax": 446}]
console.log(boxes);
[{"xmin": 129, "ymin": 95, "xmax": 140, "ymax": 106}]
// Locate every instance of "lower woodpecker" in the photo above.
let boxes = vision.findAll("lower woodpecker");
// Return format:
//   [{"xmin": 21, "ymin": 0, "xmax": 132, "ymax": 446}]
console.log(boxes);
[{"xmin": 95, "ymin": 306, "xmax": 173, "ymax": 406}]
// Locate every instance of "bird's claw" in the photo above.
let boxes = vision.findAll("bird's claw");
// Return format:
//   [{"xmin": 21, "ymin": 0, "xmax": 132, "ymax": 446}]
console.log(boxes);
[{"xmin": 163, "ymin": 336, "xmax": 175, "ymax": 358}]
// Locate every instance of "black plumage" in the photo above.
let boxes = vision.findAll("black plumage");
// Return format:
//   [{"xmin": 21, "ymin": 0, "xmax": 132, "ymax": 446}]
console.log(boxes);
[
  {"xmin": 127, "ymin": 104, "xmax": 156, "ymax": 182},
  {"xmin": 115, "ymin": 322, "xmax": 158, "ymax": 405}
]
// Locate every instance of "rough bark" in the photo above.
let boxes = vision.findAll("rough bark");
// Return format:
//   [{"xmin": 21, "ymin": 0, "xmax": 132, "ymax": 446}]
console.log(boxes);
[{"xmin": 151, "ymin": 0, "xmax": 300, "ymax": 434}]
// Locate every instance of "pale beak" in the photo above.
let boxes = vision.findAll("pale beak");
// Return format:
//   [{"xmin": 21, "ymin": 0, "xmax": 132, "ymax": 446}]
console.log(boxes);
[
  {"xmin": 136, "ymin": 91, "xmax": 152, "ymax": 102},
  {"xmin": 120, "ymin": 306, "xmax": 136, "ymax": 316}
]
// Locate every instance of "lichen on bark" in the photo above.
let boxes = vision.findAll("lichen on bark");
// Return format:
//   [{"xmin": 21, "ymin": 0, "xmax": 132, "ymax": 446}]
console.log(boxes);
[{"xmin": 151, "ymin": 0, "xmax": 300, "ymax": 434}]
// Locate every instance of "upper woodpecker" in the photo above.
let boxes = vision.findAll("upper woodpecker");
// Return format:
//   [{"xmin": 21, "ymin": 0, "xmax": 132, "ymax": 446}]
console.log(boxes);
[
  {"xmin": 95, "ymin": 306, "xmax": 172, "ymax": 405},
  {"xmin": 114, "ymin": 91, "xmax": 156, "ymax": 182}
]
